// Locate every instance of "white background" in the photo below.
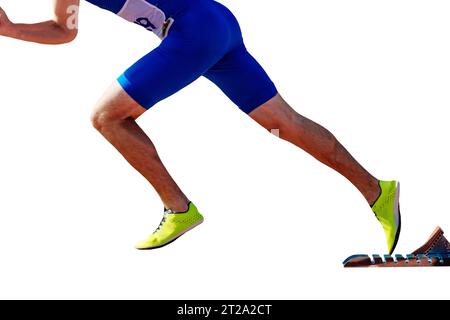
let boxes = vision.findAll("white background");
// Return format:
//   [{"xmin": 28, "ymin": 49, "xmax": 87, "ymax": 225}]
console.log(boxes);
[{"xmin": 0, "ymin": 0, "xmax": 449, "ymax": 300}]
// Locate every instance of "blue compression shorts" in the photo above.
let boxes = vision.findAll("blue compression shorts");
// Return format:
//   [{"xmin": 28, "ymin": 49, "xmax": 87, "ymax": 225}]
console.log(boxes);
[{"xmin": 91, "ymin": 0, "xmax": 278, "ymax": 114}]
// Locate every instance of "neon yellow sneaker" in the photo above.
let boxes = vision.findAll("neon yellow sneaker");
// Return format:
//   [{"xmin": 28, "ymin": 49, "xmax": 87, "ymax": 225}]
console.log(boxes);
[
  {"xmin": 135, "ymin": 202, "xmax": 204, "ymax": 250},
  {"xmin": 371, "ymin": 180, "xmax": 401, "ymax": 254}
]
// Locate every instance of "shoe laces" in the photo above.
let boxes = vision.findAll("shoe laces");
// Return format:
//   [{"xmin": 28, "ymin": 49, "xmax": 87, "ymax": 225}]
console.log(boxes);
[{"xmin": 154, "ymin": 208, "xmax": 174, "ymax": 234}]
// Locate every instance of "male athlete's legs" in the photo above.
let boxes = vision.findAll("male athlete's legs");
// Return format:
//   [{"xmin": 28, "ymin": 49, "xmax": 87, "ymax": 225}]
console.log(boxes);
[
  {"xmin": 249, "ymin": 94, "xmax": 380, "ymax": 205},
  {"xmin": 91, "ymin": 81, "xmax": 190, "ymax": 213},
  {"xmin": 205, "ymin": 43, "xmax": 381, "ymax": 206},
  {"xmin": 205, "ymin": 39, "xmax": 400, "ymax": 252}
]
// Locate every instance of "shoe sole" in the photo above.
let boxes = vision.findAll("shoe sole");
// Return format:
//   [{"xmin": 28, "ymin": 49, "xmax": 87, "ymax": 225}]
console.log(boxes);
[
  {"xmin": 136, "ymin": 218, "xmax": 204, "ymax": 251},
  {"xmin": 390, "ymin": 182, "xmax": 401, "ymax": 254}
]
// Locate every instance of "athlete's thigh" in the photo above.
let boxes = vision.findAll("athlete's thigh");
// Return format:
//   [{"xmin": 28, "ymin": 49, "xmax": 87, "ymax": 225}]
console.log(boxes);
[
  {"xmin": 203, "ymin": 44, "xmax": 278, "ymax": 114},
  {"xmin": 117, "ymin": 36, "xmax": 221, "ymax": 111},
  {"xmin": 93, "ymin": 36, "xmax": 215, "ymax": 122}
]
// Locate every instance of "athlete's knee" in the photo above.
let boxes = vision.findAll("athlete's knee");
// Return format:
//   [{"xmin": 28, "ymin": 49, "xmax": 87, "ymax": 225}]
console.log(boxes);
[
  {"xmin": 91, "ymin": 82, "xmax": 146, "ymax": 131},
  {"xmin": 91, "ymin": 102, "xmax": 144, "ymax": 132},
  {"xmin": 90, "ymin": 105, "xmax": 122, "ymax": 132},
  {"xmin": 250, "ymin": 95, "xmax": 297, "ymax": 132},
  {"xmin": 91, "ymin": 109, "xmax": 108, "ymax": 132}
]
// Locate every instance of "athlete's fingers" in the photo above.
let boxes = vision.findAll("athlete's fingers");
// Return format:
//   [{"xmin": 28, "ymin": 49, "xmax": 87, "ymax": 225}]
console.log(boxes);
[
  {"xmin": 0, "ymin": 7, "xmax": 11, "ymax": 25},
  {"xmin": 0, "ymin": 7, "xmax": 12, "ymax": 36},
  {"xmin": 0, "ymin": 7, "xmax": 7, "ymax": 20},
  {"xmin": 0, "ymin": 8, "xmax": 5, "ymax": 28}
]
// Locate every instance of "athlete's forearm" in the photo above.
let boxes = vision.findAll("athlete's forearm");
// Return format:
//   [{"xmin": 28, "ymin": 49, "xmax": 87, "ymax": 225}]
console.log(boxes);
[
  {"xmin": 0, "ymin": 1, "xmax": 79, "ymax": 45},
  {"xmin": 8, "ymin": 21, "xmax": 77, "ymax": 45}
]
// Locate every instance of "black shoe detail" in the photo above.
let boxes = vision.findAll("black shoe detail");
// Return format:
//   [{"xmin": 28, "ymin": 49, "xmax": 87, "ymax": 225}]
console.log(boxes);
[{"xmin": 389, "ymin": 205, "xmax": 402, "ymax": 255}]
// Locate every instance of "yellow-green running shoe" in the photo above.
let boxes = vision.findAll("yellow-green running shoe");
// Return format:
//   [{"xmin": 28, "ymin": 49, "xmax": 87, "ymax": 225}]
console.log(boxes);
[
  {"xmin": 135, "ymin": 202, "xmax": 204, "ymax": 250},
  {"xmin": 371, "ymin": 180, "xmax": 401, "ymax": 254}
]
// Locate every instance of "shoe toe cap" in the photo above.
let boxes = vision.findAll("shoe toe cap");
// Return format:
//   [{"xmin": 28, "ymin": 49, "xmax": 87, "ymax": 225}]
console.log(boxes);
[{"xmin": 135, "ymin": 236, "xmax": 159, "ymax": 250}]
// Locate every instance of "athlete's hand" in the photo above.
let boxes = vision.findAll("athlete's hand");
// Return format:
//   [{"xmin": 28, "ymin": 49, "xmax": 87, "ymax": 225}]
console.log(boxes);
[{"xmin": 0, "ymin": 7, "xmax": 14, "ymax": 37}]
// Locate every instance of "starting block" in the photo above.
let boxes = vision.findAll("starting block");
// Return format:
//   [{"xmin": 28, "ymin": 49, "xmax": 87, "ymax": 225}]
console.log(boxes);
[{"xmin": 344, "ymin": 227, "xmax": 450, "ymax": 268}]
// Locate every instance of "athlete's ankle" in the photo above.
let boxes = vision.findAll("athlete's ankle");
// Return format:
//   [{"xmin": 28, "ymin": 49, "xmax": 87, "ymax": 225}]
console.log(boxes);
[
  {"xmin": 164, "ymin": 200, "xmax": 190, "ymax": 213},
  {"xmin": 366, "ymin": 180, "xmax": 381, "ymax": 207}
]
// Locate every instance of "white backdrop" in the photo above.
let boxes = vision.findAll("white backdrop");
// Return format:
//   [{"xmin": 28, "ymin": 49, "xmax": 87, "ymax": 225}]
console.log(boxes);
[{"xmin": 0, "ymin": 0, "xmax": 449, "ymax": 300}]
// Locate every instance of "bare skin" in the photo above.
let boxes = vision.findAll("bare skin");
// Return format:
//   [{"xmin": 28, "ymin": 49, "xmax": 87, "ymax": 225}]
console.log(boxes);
[
  {"xmin": 91, "ymin": 82, "xmax": 191, "ymax": 212},
  {"xmin": 91, "ymin": 84, "xmax": 380, "ymax": 212},
  {"xmin": 0, "ymin": 1, "xmax": 380, "ymax": 213},
  {"xmin": 249, "ymin": 94, "xmax": 380, "ymax": 205},
  {"xmin": 0, "ymin": 1, "xmax": 79, "ymax": 44}
]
